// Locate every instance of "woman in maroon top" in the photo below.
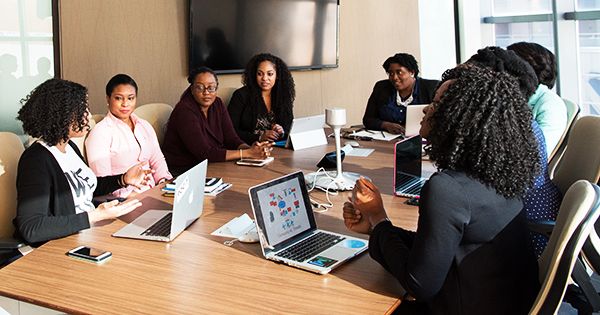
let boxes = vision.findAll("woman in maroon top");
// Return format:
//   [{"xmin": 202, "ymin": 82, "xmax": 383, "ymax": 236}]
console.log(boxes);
[{"xmin": 163, "ymin": 67, "xmax": 271, "ymax": 176}]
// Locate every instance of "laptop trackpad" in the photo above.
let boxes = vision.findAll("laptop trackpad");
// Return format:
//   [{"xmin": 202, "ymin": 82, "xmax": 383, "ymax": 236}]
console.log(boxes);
[
  {"xmin": 128, "ymin": 210, "xmax": 167, "ymax": 230},
  {"xmin": 319, "ymin": 246, "xmax": 356, "ymax": 261}
]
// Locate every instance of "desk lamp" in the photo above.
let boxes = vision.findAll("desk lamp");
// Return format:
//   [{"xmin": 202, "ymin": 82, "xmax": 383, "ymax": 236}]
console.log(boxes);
[{"xmin": 306, "ymin": 108, "xmax": 362, "ymax": 191}]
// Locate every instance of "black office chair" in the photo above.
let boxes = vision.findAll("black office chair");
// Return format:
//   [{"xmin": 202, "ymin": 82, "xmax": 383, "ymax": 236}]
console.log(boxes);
[{"xmin": 530, "ymin": 180, "xmax": 600, "ymax": 315}]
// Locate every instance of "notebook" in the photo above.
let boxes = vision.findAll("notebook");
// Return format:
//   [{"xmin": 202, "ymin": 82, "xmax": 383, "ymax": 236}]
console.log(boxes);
[
  {"xmin": 112, "ymin": 160, "xmax": 207, "ymax": 242},
  {"xmin": 394, "ymin": 135, "xmax": 427, "ymax": 198},
  {"xmin": 404, "ymin": 104, "xmax": 428, "ymax": 137},
  {"xmin": 249, "ymin": 171, "xmax": 368, "ymax": 274}
]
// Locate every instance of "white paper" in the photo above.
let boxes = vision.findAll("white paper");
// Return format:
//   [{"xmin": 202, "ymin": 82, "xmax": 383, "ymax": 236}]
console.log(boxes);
[
  {"xmin": 205, "ymin": 183, "xmax": 232, "ymax": 196},
  {"xmin": 351, "ymin": 130, "xmax": 402, "ymax": 141},
  {"xmin": 211, "ymin": 213, "xmax": 255, "ymax": 238},
  {"xmin": 342, "ymin": 144, "xmax": 374, "ymax": 157}
]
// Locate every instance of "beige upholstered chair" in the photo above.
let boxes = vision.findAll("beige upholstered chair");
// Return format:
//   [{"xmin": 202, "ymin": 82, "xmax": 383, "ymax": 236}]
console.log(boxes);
[
  {"xmin": 133, "ymin": 103, "xmax": 173, "ymax": 147},
  {"xmin": 551, "ymin": 115, "xmax": 600, "ymax": 195},
  {"xmin": 548, "ymin": 98, "xmax": 580, "ymax": 179},
  {"xmin": 219, "ymin": 87, "xmax": 238, "ymax": 107},
  {"xmin": 71, "ymin": 117, "xmax": 96, "ymax": 160},
  {"xmin": 0, "ymin": 132, "xmax": 25, "ymax": 240},
  {"xmin": 92, "ymin": 113, "xmax": 105, "ymax": 124}
]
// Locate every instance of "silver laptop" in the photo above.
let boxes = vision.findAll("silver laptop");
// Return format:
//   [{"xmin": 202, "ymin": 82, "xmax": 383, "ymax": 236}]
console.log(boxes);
[
  {"xmin": 112, "ymin": 160, "xmax": 207, "ymax": 242},
  {"xmin": 404, "ymin": 104, "xmax": 427, "ymax": 137},
  {"xmin": 249, "ymin": 171, "xmax": 368, "ymax": 274},
  {"xmin": 394, "ymin": 135, "xmax": 427, "ymax": 198}
]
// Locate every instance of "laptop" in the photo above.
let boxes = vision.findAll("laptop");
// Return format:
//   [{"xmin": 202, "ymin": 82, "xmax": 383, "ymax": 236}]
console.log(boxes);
[
  {"xmin": 394, "ymin": 135, "xmax": 428, "ymax": 198},
  {"xmin": 249, "ymin": 171, "xmax": 368, "ymax": 274},
  {"xmin": 112, "ymin": 160, "xmax": 207, "ymax": 242},
  {"xmin": 404, "ymin": 104, "xmax": 428, "ymax": 137},
  {"xmin": 284, "ymin": 114, "xmax": 328, "ymax": 150}
]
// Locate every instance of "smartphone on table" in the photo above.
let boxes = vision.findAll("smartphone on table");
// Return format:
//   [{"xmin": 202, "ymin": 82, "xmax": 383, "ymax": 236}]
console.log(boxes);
[
  {"xmin": 236, "ymin": 157, "xmax": 274, "ymax": 167},
  {"xmin": 66, "ymin": 246, "xmax": 112, "ymax": 263}
]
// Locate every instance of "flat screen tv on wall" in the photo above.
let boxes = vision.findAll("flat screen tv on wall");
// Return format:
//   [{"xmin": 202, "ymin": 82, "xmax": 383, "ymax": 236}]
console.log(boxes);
[{"xmin": 189, "ymin": 0, "xmax": 339, "ymax": 74}]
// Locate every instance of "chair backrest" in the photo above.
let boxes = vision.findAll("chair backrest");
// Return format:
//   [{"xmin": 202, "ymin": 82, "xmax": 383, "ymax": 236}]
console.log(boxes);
[
  {"xmin": 532, "ymin": 180, "xmax": 600, "ymax": 315},
  {"xmin": 92, "ymin": 113, "xmax": 105, "ymax": 124},
  {"xmin": 219, "ymin": 87, "xmax": 237, "ymax": 107},
  {"xmin": 133, "ymin": 103, "xmax": 173, "ymax": 147},
  {"xmin": 0, "ymin": 132, "xmax": 25, "ymax": 239},
  {"xmin": 551, "ymin": 115, "xmax": 600, "ymax": 196},
  {"xmin": 548, "ymin": 98, "xmax": 580, "ymax": 179},
  {"xmin": 71, "ymin": 117, "xmax": 96, "ymax": 161}
]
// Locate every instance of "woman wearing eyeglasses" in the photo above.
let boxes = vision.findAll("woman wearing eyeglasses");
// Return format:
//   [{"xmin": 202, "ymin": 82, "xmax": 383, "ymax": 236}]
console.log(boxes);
[
  {"xmin": 85, "ymin": 74, "xmax": 173, "ymax": 197},
  {"xmin": 228, "ymin": 53, "xmax": 295, "ymax": 144},
  {"xmin": 362, "ymin": 53, "xmax": 439, "ymax": 134},
  {"xmin": 163, "ymin": 67, "xmax": 271, "ymax": 176}
]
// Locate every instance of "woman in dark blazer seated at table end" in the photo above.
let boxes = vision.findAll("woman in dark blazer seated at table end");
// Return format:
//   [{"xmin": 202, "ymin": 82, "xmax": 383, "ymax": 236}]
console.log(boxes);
[
  {"xmin": 362, "ymin": 53, "xmax": 439, "ymax": 134},
  {"xmin": 228, "ymin": 53, "xmax": 295, "ymax": 144},
  {"xmin": 15, "ymin": 78, "xmax": 148, "ymax": 246},
  {"xmin": 345, "ymin": 65, "xmax": 540, "ymax": 315},
  {"xmin": 163, "ymin": 67, "xmax": 271, "ymax": 176}
]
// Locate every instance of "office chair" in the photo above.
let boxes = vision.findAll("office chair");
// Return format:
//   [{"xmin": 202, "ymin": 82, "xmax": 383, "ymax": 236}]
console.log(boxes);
[
  {"xmin": 548, "ymin": 98, "xmax": 580, "ymax": 180},
  {"xmin": 0, "ymin": 132, "xmax": 26, "ymax": 266},
  {"xmin": 92, "ymin": 113, "xmax": 105, "ymax": 124},
  {"xmin": 551, "ymin": 115, "xmax": 600, "ymax": 195},
  {"xmin": 70, "ymin": 116, "xmax": 96, "ymax": 162},
  {"xmin": 133, "ymin": 103, "xmax": 173, "ymax": 147},
  {"xmin": 531, "ymin": 180, "xmax": 600, "ymax": 315},
  {"xmin": 218, "ymin": 87, "xmax": 237, "ymax": 108}
]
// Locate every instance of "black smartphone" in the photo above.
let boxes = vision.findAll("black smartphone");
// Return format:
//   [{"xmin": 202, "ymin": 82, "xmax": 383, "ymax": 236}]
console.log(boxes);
[
  {"xmin": 67, "ymin": 246, "xmax": 112, "ymax": 263},
  {"xmin": 316, "ymin": 150, "xmax": 345, "ymax": 169}
]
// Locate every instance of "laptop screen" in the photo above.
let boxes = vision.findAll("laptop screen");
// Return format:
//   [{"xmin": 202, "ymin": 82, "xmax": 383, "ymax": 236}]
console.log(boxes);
[
  {"xmin": 250, "ymin": 172, "xmax": 317, "ymax": 249},
  {"xmin": 395, "ymin": 135, "xmax": 422, "ymax": 185}
]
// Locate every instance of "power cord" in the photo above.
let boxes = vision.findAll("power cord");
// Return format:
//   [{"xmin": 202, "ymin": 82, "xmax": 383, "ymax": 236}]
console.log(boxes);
[{"xmin": 306, "ymin": 167, "xmax": 338, "ymax": 213}]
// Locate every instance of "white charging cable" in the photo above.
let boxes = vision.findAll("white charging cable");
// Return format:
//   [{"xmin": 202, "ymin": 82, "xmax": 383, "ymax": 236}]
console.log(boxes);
[{"xmin": 307, "ymin": 167, "xmax": 339, "ymax": 213}]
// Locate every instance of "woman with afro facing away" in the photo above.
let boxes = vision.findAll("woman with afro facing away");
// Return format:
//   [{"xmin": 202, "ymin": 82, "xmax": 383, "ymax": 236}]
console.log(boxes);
[
  {"xmin": 228, "ymin": 53, "xmax": 295, "ymax": 144},
  {"xmin": 15, "ymin": 78, "xmax": 150, "ymax": 246},
  {"xmin": 344, "ymin": 65, "xmax": 540, "ymax": 315}
]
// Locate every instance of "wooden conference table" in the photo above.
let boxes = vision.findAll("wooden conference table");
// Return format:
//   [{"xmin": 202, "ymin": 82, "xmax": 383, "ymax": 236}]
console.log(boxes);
[{"xmin": 0, "ymin": 138, "xmax": 424, "ymax": 314}]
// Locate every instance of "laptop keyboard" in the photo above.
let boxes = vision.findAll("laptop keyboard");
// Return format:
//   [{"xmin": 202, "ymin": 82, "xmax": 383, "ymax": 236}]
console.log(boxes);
[
  {"xmin": 276, "ymin": 232, "xmax": 345, "ymax": 262},
  {"xmin": 397, "ymin": 174, "xmax": 425, "ymax": 196},
  {"xmin": 141, "ymin": 213, "xmax": 172, "ymax": 237}
]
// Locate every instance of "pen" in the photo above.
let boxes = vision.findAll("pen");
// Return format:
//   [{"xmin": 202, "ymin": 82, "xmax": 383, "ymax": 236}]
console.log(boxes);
[{"xmin": 381, "ymin": 131, "xmax": 385, "ymax": 138}]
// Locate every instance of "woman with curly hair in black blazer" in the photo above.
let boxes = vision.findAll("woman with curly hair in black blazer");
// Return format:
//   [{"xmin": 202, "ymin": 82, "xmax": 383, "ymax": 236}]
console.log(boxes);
[
  {"xmin": 228, "ymin": 53, "xmax": 295, "ymax": 144},
  {"xmin": 344, "ymin": 65, "xmax": 540, "ymax": 315},
  {"xmin": 14, "ymin": 78, "xmax": 150, "ymax": 246}
]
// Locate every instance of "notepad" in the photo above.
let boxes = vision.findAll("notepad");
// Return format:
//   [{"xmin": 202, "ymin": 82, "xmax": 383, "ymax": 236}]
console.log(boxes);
[{"xmin": 351, "ymin": 130, "xmax": 402, "ymax": 141}]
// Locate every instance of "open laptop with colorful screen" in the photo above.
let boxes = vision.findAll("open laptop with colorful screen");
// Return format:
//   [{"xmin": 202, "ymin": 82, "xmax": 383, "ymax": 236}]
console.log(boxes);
[
  {"xmin": 112, "ymin": 160, "xmax": 207, "ymax": 242},
  {"xmin": 249, "ymin": 171, "xmax": 367, "ymax": 274},
  {"xmin": 394, "ymin": 135, "xmax": 428, "ymax": 198}
]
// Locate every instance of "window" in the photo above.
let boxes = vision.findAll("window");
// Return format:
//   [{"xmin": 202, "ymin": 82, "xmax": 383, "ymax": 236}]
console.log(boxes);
[
  {"xmin": 0, "ymin": 0, "xmax": 56, "ymax": 136},
  {"xmin": 461, "ymin": 0, "xmax": 600, "ymax": 115}
]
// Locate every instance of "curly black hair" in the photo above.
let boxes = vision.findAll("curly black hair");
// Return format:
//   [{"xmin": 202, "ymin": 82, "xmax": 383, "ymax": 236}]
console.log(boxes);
[
  {"xmin": 18, "ymin": 78, "xmax": 89, "ymax": 146},
  {"xmin": 467, "ymin": 46, "xmax": 538, "ymax": 98},
  {"xmin": 382, "ymin": 53, "xmax": 420, "ymax": 77},
  {"xmin": 507, "ymin": 42, "xmax": 557, "ymax": 89},
  {"xmin": 242, "ymin": 53, "xmax": 295, "ymax": 123},
  {"xmin": 425, "ymin": 65, "xmax": 540, "ymax": 198}
]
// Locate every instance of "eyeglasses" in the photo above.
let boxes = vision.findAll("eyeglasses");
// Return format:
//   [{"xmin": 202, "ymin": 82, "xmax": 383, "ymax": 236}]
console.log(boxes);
[
  {"xmin": 387, "ymin": 69, "xmax": 410, "ymax": 78},
  {"xmin": 192, "ymin": 84, "xmax": 218, "ymax": 94}
]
